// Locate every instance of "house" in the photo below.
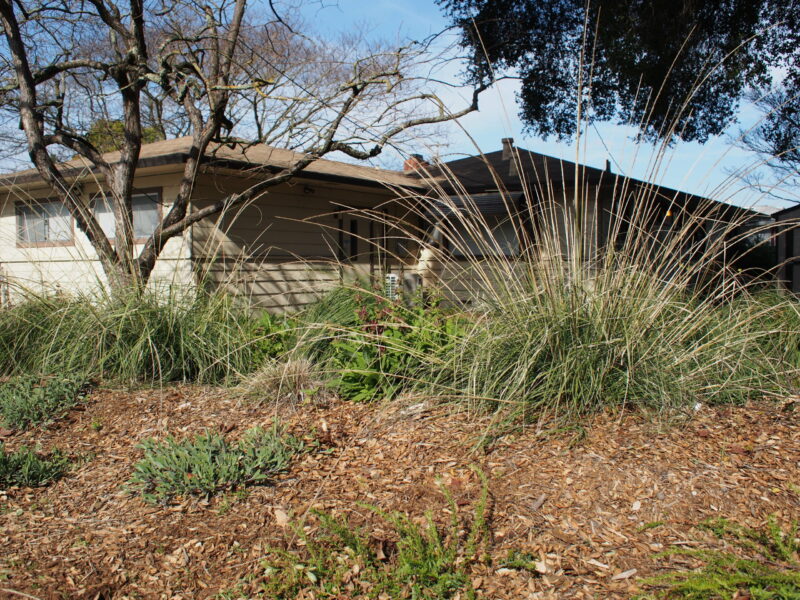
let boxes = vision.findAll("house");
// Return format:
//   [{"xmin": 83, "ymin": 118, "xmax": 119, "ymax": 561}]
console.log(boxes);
[
  {"xmin": 0, "ymin": 137, "xmax": 423, "ymax": 311},
  {"xmin": 430, "ymin": 138, "xmax": 759, "ymax": 252},
  {"xmin": 0, "ymin": 136, "xmax": 763, "ymax": 310},
  {"xmin": 412, "ymin": 138, "xmax": 764, "ymax": 298}
]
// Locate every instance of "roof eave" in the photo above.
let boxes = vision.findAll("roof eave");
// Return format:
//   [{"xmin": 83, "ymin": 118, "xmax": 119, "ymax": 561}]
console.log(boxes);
[{"xmin": 0, "ymin": 152, "xmax": 425, "ymax": 193}]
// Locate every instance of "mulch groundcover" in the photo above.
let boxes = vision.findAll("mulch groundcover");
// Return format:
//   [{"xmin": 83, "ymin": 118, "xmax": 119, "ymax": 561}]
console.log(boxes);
[{"xmin": 0, "ymin": 386, "xmax": 798, "ymax": 599}]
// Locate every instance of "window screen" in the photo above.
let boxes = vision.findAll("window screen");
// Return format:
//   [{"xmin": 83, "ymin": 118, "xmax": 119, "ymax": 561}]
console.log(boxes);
[
  {"xmin": 94, "ymin": 191, "xmax": 160, "ymax": 240},
  {"xmin": 17, "ymin": 200, "xmax": 72, "ymax": 244}
]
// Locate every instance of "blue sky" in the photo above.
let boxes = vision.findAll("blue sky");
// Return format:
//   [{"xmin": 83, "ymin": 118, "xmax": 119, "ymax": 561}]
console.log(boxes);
[{"xmin": 297, "ymin": 0, "xmax": 791, "ymax": 212}]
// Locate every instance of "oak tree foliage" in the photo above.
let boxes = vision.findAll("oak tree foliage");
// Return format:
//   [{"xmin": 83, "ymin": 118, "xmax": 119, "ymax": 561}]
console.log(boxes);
[{"xmin": 437, "ymin": 0, "xmax": 799, "ymax": 144}]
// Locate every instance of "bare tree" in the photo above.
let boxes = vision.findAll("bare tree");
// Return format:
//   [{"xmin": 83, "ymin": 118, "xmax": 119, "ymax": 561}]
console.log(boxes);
[
  {"xmin": 733, "ymin": 86, "xmax": 800, "ymax": 206},
  {"xmin": 0, "ymin": 0, "xmax": 485, "ymax": 291}
]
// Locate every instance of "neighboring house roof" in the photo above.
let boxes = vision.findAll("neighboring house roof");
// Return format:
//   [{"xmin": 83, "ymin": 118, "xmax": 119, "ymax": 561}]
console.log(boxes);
[
  {"xmin": 432, "ymin": 144, "xmax": 764, "ymax": 218},
  {"xmin": 0, "ymin": 136, "xmax": 421, "ymax": 190},
  {"xmin": 771, "ymin": 203, "xmax": 800, "ymax": 218},
  {"xmin": 438, "ymin": 148, "xmax": 611, "ymax": 192}
]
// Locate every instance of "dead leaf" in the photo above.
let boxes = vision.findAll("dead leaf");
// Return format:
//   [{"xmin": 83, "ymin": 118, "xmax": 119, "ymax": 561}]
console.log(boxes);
[
  {"xmin": 273, "ymin": 507, "xmax": 290, "ymax": 527},
  {"xmin": 585, "ymin": 558, "xmax": 610, "ymax": 570},
  {"xmin": 535, "ymin": 560, "xmax": 549, "ymax": 574},
  {"xmin": 531, "ymin": 494, "xmax": 547, "ymax": 511}
]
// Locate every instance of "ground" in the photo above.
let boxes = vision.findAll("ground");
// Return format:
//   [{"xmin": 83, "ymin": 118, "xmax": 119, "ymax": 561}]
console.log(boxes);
[{"xmin": 1, "ymin": 387, "xmax": 798, "ymax": 599}]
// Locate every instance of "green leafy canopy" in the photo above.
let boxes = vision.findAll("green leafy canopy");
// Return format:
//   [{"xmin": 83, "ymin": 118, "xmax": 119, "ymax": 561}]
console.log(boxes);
[{"xmin": 437, "ymin": 0, "xmax": 796, "ymax": 143}]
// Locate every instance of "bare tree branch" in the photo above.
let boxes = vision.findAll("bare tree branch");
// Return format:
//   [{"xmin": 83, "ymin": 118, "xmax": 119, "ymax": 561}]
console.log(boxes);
[{"xmin": 0, "ymin": 0, "xmax": 484, "ymax": 290}]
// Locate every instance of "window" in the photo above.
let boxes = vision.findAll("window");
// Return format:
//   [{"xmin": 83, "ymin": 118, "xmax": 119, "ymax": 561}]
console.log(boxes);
[
  {"xmin": 94, "ymin": 190, "xmax": 161, "ymax": 241},
  {"xmin": 16, "ymin": 200, "xmax": 72, "ymax": 245},
  {"xmin": 338, "ymin": 214, "xmax": 361, "ymax": 262}
]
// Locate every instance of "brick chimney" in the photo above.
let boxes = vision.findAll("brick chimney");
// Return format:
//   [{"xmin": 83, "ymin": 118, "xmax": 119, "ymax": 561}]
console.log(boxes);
[
  {"xmin": 501, "ymin": 137, "xmax": 514, "ymax": 160},
  {"xmin": 502, "ymin": 137, "xmax": 518, "ymax": 177},
  {"xmin": 403, "ymin": 153, "xmax": 428, "ymax": 172}
]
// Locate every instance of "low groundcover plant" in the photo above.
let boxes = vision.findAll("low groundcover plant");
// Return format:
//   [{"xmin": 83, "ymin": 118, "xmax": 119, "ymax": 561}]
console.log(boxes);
[
  {"xmin": 129, "ymin": 422, "xmax": 301, "ymax": 504},
  {"xmin": 0, "ymin": 443, "xmax": 71, "ymax": 488},
  {"xmin": 0, "ymin": 375, "xmax": 92, "ymax": 430}
]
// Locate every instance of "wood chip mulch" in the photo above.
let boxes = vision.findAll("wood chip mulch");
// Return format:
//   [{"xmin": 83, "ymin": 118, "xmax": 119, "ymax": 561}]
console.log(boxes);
[{"xmin": 0, "ymin": 387, "xmax": 798, "ymax": 600}]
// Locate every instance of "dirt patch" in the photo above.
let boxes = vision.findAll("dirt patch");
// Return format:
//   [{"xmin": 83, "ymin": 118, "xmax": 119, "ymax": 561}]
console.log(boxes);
[{"xmin": 1, "ymin": 387, "xmax": 798, "ymax": 599}]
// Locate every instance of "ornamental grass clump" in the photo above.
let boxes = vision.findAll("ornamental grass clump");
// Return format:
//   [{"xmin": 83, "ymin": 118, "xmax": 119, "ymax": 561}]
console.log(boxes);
[
  {"xmin": 428, "ymin": 249, "xmax": 792, "ymax": 423},
  {"xmin": 0, "ymin": 285, "xmax": 265, "ymax": 384},
  {"xmin": 355, "ymin": 135, "xmax": 796, "ymax": 425}
]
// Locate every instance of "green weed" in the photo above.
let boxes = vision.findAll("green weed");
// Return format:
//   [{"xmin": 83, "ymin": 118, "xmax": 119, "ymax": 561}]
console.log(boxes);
[
  {"xmin": 639, "ymin": 521, "xmax": 666, "ymax": 532},
  {"xmin": 259, "ymin": 467, "xmax": 490, "ymax": 599},
  {"xmin": 640, "ymin": 516, "xmax": 800, "ymax": 599},
  {"xmin": 498, "ymin": 549, "xmax": 541, "ymax": 573}
]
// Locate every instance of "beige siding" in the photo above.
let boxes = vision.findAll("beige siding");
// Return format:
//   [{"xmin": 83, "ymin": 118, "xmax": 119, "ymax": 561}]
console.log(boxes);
[
  {"xmin": 191, "ymin": 174, "xmax": 405, "ymax": 311},
  {"xmin": 0, "ymin": 165, "xmax": 411, "ymax": 311},
  {"xmin": 0, "ymin": 168, "xmax": 616, "ymax": 311}
]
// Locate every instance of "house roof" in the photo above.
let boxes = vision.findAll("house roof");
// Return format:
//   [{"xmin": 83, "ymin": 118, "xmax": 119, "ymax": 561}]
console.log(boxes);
[
  {"xmin": 433, "ymin": 146, "xmax": 763, "ymax": 217},
  {"xmin": 428, "ymin": 191, "xmax": 526, "ymax": 218},
  {"xmin": 438, "ymin": 148, "xmax": 611, "ymax": 192},
  {"xmin": 0, "ymin": 136, "xmax": 422, "ymax": 190},
  {"xmin": 771, "ymin": 203, "xmax": 800, "ymax": 218},
  {"xmin": 0, "ymin": 136, "xmax": 767, "ymax": 219}
]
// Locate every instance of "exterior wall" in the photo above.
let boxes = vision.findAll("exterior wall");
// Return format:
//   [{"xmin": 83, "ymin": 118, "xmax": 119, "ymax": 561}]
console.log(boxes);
[
  {"xmin": 0, "ymin": 166, "xmax": 416, "ymax": 312},
  {"xmin": 429, "ymin": 190, "xmax": 603, "ymax": 304},
  {"xmin": 776, "ymin": 206, "xmax": 800, "ymax": 293},
  {"xmin": 0, "ymin": 170, "xmax": 192, "ymax": 302},
  {"xmin": 190, "ymin": 172, "xmax": 408, "ymax": 312}
]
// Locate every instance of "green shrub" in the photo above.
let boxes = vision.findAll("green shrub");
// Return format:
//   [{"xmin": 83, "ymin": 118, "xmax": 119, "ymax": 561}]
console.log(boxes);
[
  {"xmin": 326, "ymin": 297, "xmax": 466, "ymax": 402},
  {"xmin": 129, "ymin": 423, "xmax": 301, "ymax": 504},
  {"xmin": 260, "ymin": 469, "xmax": 489, "ymax": 599},
  {"xmin": 0, "ymin": 287, "xmax": 265, "ymax": 384},
  {"xmin": 640, "ymin": 516, "xmax": 800, "ymax": 599},
  {"xmin": 0, "ymin": 375, "xmax": 91, "ymax": 430},
  {"xmin": 0, "ymin": 444, "xmax": 70, "ymax": 487},
  {"xmin": 252, "ymin": 311, "xmax": 297, "ymax": 363}
]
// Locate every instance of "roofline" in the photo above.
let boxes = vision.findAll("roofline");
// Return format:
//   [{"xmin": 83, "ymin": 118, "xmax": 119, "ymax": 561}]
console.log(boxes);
[
  {"xmin": 0, "ymin": 152, "xmax": 190, "ymax": 188},
  {"xmin": 772, "ymin": 203, "xmax": 800, "ymax": 218},
  {"xmin": 439, "ymin": 148, "xmax": 764, "ymax": 217},
  {"xmin": 0, "ymin": 150, "xmax": 426, "ymax": 192},
  {"xmin": 201, "ymin": 157, "xmax": 426, "ymax": 191}
]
